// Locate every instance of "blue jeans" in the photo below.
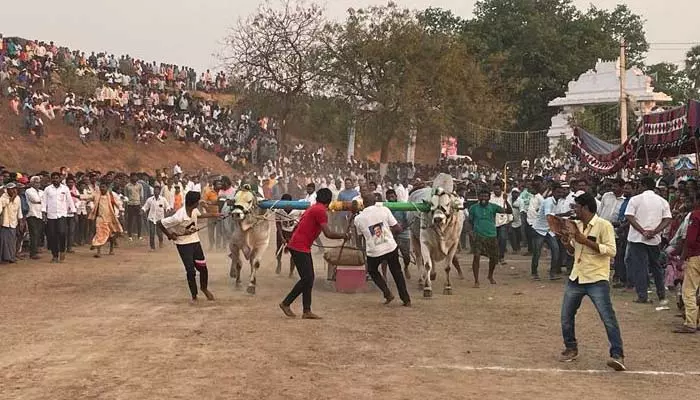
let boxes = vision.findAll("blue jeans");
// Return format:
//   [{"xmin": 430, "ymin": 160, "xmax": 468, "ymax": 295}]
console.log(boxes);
[
  {"xmin": 624, "ymin": 241, "xmax": 665, "ymax": 301},
  {"xmin": 531, "ymin": 232, "xmax": 560, "ymax": 277},
  {"xmin": 561, "ymin": 279, "xmax": 624, "ymax": 358}
]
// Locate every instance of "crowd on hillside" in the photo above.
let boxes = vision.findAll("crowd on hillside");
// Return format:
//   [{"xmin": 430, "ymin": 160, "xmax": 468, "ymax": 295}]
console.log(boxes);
[{"xmin": 0, "ymin": 35, "xmax": 282, "ymax": 168}]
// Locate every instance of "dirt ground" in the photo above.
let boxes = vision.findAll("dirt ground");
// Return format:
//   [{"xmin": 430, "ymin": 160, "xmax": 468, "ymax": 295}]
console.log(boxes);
[{"xmin": 1, "ymin": 238, "xmax": 699, "ymax": 400}]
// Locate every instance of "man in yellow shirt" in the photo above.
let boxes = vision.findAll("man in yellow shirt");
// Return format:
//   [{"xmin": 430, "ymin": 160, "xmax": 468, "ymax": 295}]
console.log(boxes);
[{"xmin": 559, "ymin": 192, "xmax": 625, "ymax": 371}]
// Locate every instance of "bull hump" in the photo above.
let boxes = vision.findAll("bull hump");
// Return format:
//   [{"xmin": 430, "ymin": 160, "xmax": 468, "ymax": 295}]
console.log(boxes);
[
  {"xmin": 423, "ymin": 215, "xmax": 460, "ymax": 256},
  {"xmin": 431, "ymin": 173, "xmax": 454, "ymax": 193}
]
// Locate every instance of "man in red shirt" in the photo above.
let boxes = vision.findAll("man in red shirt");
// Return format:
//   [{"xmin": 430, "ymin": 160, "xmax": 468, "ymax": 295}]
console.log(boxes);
[
  {"xmin": 279, "ymin": 188, "xmax": 349, "ymax": 319},
  {"xmin": 676, "ymin": 194, "xmax": 700, "ymax": 333}
]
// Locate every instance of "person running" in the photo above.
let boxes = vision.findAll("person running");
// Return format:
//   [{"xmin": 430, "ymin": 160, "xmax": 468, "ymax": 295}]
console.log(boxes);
[
  {"xmin": 354, "ymin": 192, "xmax": 411, "ymax": 306},
  {"xmin": 275, "ymin": 193, "xmax": 302, "ymax": 277},
  {"xmin": 559, "ymin": 192, "xmax": 625, "ymax": 371},
  {"xmin": 279, "ymin": 188, "xmax": 349, "ymax": 319},
  {"xmin": 158, "ymin": 191, "xmax": 222, "ymax": 303},
  {"xmin": 468, "ymin": 188, "xmax": 512, "ymax": 288},
  {"xmin": 77, "ymin": 180, "xmax": 123, "ymax": 258}
]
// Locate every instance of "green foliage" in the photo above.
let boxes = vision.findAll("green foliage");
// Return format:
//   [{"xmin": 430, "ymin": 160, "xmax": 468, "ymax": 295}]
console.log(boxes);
[
  {"xmin": 222, "ymin": 0, "xmax": 655, "ymax": 160},
  {"xmin": 569, "ymin": 105, "xmax": 624, "ymax": 142},
  {"xmin": 552, "ymin": 135, "xmax": 573, "ymax": 160},
  {"xmin": 585, "ymin": 4, "xmax": 649, "ymax": 67},
  {"xmin": 463, "ymin": 0, "xmax": 648, "ymax": 132},
  {"xmin": 323, "ymin": 2, "xmax": 511, "ymax": 162},
  {"xmin": 686, "ymin": 45, "xmax": 700, "ymax": 92},
  {"xmin": 416, "ymin": 7, "xmax": 466, "ymax": 36},
  {"xmin": 645, "ymin": 62, "xmax": 697, "ymax": 106}
]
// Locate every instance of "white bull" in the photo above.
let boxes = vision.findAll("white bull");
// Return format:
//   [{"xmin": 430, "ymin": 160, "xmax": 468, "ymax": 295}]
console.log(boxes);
[
  {"xmin": 228, "ymin": 187, "xmax": 272, "ymax": 294},
  {"xmin": 409, "ymin": 175, "xmax": 464, "ymax": 297}
]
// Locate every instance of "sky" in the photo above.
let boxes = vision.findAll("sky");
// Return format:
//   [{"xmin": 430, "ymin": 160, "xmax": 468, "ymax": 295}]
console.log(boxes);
[{"xmin": 2, "ymin": 0, "xmax": 699, "ymax": 73}]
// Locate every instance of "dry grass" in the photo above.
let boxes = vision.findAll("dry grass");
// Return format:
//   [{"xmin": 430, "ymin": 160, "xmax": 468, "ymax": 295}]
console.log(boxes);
[{"xmin": 0, "ymin": 100, "xmax": 233, "ymax": 174}]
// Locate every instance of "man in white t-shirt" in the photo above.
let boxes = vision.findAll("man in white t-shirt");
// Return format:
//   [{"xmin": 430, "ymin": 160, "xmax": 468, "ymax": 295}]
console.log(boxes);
[
  {"xmin": 353, "ymin": 193, "xmax": 411, "ymax": 307},
  {"xmin": 624, "ymin": 177, "xmax": 672, "ymax": 305},
  {"xmin": 303, "ymin": 183, "xmax": 317, "ymax": 204},
  {"xmin": 173, "ymin": 162, "xmax": 183, "ymax": 176},
  {"xmin": 159, "ymin": 191, "xmax": 221, "ymax": 303}
]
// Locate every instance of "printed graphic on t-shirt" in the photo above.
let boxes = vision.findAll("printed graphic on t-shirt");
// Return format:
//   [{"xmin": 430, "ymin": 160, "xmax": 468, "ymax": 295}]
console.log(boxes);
[{"xmin": 369, "ymin": 222, "xmax": 388, "ymax": 247}]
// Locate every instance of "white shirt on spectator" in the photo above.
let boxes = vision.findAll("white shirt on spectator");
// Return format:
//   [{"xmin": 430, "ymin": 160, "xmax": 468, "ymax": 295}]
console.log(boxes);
[
  {"xmin": 304, "ymin": 192, "xmax": 316, "ymax": 204},
  {"xmin": 598, "ymin": 191, "xmax": 625, "ymax": 223},
  {"xmin": 489, "ymin": 193, "xmax": 512, "ymax": 227},
  {"xmin": 394, "ymin": 184, "xmax": 409, "ymax": 202},
  {"xmin": 42, "ymin": 184, "xmax": 76, "ymax": 219},
  {"xmin": 142, "ymin": 195, "xmax": 171, "ymax": 223},
  {"xmin": 277, "ymin": 209, "xmax": 303, "ymax": 232},
  {"xmin": 25, "ymin": 187, "xmax": 44, "ymax": 218},
  {"xmin": 527, "ymin": 193, "xmax": 544, "ymax": 226},
  {"xmin": 625, "ymin": 190, "xmax": 672, "ymax": 246}
]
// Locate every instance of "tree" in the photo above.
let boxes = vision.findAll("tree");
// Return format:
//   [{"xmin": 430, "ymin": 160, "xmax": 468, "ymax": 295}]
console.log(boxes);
[
  {"xmin": 686, "ymin": 45, "xmax": 700, "ymax": 93},
  {"xmin": 644, "ymin": 62, "xmax": 695, "ymax": 105},
  {"xmin": 464, "ymin": 0, "xmax": 648, "ymax": 132},
  {"xmin": 416, "ymin": 7, "xmax": 466, "ymax": 36},
  {"xmin": 323, "ymin": 3, "xmax": 509, "ymax": 164},
  {"xmin": 586, "ymin": 4, "xmax": 649, "ymax": 67},
  {"xmin": 221, "ymin": 0, "xmax": 327, "ymax": 145}
]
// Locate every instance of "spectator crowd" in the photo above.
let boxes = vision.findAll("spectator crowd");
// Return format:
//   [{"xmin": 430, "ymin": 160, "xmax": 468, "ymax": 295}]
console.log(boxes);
[{"xmin": 1, "ymin": 34, "xmax": 698, "ymax": 335}]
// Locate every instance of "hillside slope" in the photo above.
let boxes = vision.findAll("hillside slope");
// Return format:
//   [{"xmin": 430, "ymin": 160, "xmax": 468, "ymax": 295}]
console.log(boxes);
[{"xmin": 0, "ymin": 101, "xmax": 233, "ymax": 174}]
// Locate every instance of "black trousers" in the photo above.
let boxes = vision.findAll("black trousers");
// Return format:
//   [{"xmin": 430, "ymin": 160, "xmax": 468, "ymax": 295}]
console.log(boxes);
[
  {"xmin": 367, "ymin": 248, "xmax": 411, "ymax": 304},
  {"xmin": 45, "ymin": 217, "xmax": 67, "ymax": 258},
  {"xmin": 76, "ymin": 214, "xmax": 89, "ymax": 245},
  {"xmin": 27, "ymin": 216, "xmax": 43, "ymax": 257},
  {"xmin": 126, "ymin": 205, "xmax": 142, "ymax": 237},
  {"xmin": 176, "ymin": 242, "xmax": 208, "ymax": 299},
  {"xmin": 65, "ymin": 216, "xmax": 76, "ymax": 251},
  {"xmin": 283, "ymin": 249, "xmax": 314, "ymax": 312}
]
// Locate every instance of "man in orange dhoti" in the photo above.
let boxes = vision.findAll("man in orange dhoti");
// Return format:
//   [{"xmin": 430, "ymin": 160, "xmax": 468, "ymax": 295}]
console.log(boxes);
[{"xmin": 78, "ymin": 181, "xmax": 123, "ymax": 257}]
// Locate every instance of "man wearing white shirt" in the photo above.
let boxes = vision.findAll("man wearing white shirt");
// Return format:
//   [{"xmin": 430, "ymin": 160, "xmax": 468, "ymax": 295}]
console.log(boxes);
[
  {"xmin": 142, "ymin": 186, "xmax": 171, "ymax": 251},
  {"xmin": 394, "ymin": 180, "xmax": 409, "ymax": 202},
  {"xmin": 42, "ymin": 172, "xmax": 76, "ymax": 263},
  {"xmin": 190, "ymin": 176, "xmax": 202, "ymax": 193},
  {"xmin": 598, "ymin": 179, "xmax": 625, "ymax": 223},
  {"xmin": 173, "ymin": 162, "xmax": 183, "ymax": 176},
  {"xmin": 303, "ymin": 183, "xmax": 317, "ymax": 204},
  {"xmin": 25, "ymin": 176, "xmax": 44, "ymax": 259},
  {"xmin": 530, "ymin": 183, "xmax": 565, "ymax": 280},
  {"xmin": 354, "ymin": 192, "xmax": 411, "ymax": 306},
  {"xmin": 625, "ymin": 177, "xmax": 672, "ymax": 304},
  {"xmin": 490, "ymin": 182, "xmax": 512, "ymax": 264}
]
